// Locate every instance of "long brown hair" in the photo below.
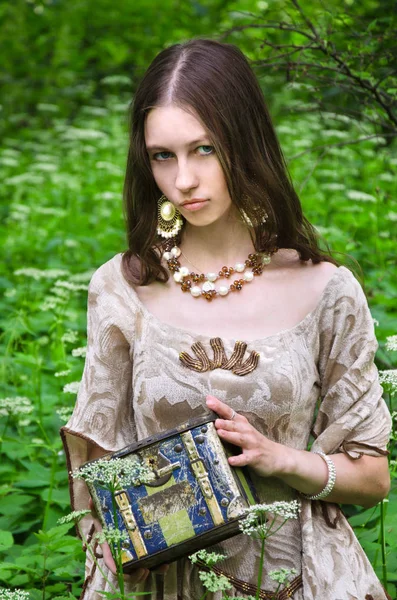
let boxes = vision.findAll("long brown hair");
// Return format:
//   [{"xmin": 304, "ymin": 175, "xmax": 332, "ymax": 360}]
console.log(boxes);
[{"xmin": 122, "ymin": 38, "xmax": 337, "ymax": 285}]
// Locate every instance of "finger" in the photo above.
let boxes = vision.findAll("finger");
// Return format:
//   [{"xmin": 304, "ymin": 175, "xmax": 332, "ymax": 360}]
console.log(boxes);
[
  {"xmin": 102, "ymin": 542, "xmax": 117, "ymax": 574},
  {"xmin": 216, "ymin": 428, "xmax": 245, "ymax": 447},
  {"xmin": 228, "ymin": 453, "xmax": 251, "ymax": 467},
  {"xmin": 206, "ymin": 396, "xmax": 235, "ymax": 420},
  {"xmin": 215, "ymin": 418, "xmax": 246, "ymax": 431}
]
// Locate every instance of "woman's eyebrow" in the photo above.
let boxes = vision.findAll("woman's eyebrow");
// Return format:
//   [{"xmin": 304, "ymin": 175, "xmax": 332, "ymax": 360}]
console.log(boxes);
[{"xmin": 146, "ymin": 138, "xmax": 210, "ymax": 151}]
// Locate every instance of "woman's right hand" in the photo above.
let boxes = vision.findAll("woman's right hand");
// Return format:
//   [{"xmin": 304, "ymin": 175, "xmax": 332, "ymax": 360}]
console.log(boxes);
[{"xmin": 88, "ymin": 498, "xmax": 169, "ymax": 583}]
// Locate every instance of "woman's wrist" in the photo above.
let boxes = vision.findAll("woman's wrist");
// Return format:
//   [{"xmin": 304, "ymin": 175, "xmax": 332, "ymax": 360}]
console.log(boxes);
[{"xmin": 272, "ymin": 447, "xmax": 329, "ymax": 496}]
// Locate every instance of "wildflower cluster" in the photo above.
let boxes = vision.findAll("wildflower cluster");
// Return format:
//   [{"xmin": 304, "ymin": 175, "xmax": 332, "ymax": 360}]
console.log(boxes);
[
  {"xmin": 0, "ymin": 590, "xmax": 30, "ymax": 600},
  {"xmin": 72, "ymin": 346, "xmax": 87, "ymax": 358},
  {"xmin": 63, "ymin": 381, "xmax": 80, "ymax": 395},
  {"xmin": 190, "ymin": 549, "xmax": 226, "ymax": 567},
  {"xmin": 386, "ymin": 335, "xmax": 397, "ymax": 352},
  {"xmin": 269, "ymin": 567, "xmax": 298, "ymax": 585},
  {"xmin": 198, "ymin": 571, "xmax": 232, "ymax": 593},
  {"xmin": 95, "ymin": 525, "xmax": 129, "ymax": 547},
  {"xmin": 0, "ymin": 397, "xmax": 34, "ymax": 418},
  {"xmin": 14, "ymin": 267, "xmax": 68, "ymax": 280},
  {"xmin": 239, "ymin": 501, "xmax": 300, "ymax": 539},
  {"xmin": 54, "ymin": 369, "xmax": 71, "ymax": 377},
  {"xmin": 58, "ymin": 509, "xmax": 91, "ymax": 524},
  {"xmin": 73, "ymin": 456, "xmax": 155, "ymax": 490},
  {"xmin": 61, "ymin": 330, "xmax": 79, "ymax": 344},
  {"xmin": 56, "ymin": 406, "xmax": 74, "ymax": 422},
  {"xmin": 379, "ymin": 370, "xmax": 397, "ymax": 394}
]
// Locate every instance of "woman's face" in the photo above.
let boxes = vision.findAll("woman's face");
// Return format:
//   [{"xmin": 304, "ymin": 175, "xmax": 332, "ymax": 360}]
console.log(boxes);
[{"xmin": 144, "ymin": 104, "xmax": 233, "ymax": 227}]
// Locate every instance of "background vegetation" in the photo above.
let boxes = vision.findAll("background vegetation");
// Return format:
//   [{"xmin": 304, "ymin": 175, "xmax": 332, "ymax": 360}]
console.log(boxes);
[{"xmin": 0, "ymin": 0, "xmax": 396, "ymax": 598}]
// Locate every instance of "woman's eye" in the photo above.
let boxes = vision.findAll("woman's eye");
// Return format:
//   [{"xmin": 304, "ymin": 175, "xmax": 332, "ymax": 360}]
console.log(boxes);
[
  {"xmin": 153, "ymin": 151, "xmax": 173, "ymax": 161},
  {"xmin": 197, "ymin": 145, "xmax": 214, "ymax": 156}
]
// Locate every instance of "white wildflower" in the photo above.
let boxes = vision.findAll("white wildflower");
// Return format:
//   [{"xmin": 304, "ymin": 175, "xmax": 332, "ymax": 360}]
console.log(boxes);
[
  {"xmin": 347, "ymin": 190, "xmax": 377, "ymax": 202},
  {"xmin": 189, "ymin": 550, "xmax": 225, "ymax": 567},
  {"xmin": 386, "ymin": 335, "xmax": 397, "ymax": 352},
  {"xmin": 321, "ymin": 183, "xmax": 346, "ymax": 191},
  {"xmin": 74, "ymin": 456, "xmax": 155, "ymax": 489},
  {"xmin": 14, "ymin": 267, "xmax": 68, "ymax": 280},
  {"xmin": 4, "ymin": 289, "xmax": 16, "ymax": 298},
  {"xmin": 0, "ymin": 589, "xmax": 30, "ymax": 600},
  {"xmin": 58, "ymin": 509, "xmax": 91, "ymax": 524},
  {"xmin": 94, "ymin": 191, "xmax": 120, "ymax": 201},
  {"xmin": 291, "ymin": 139, "xmax": 312, "ymax": 149},
  {"xmin": 5, "ymin": 173, "xmax": 44, "ymax": 185},
  {"xmin": 315, "ymin": 169, "xmax": 336, "ymax": 178},
  {"xmin": 321, "ymin": 129, "xmax": 349, "ymax": 139},
  {"xmin": 54, "ymin": 369, "xmax": 71, "ymax": 377},
  {"xmin": 30, "ymin": 162, "xmax": 58, "ymax": 172},
  {"xmin": 379, "ymin": 370, "xmax": 397, "ymax": 394},
  {"xmin": 35, "ymin": 153, "xmax": 57, "ymax": 162},
  {"xmin": 56, "ymin": 407, "xmax": 74, "ymax": 422},
  {"xmin": 95, "ymin": 161, "xmax": 123, "ymax": 174},
  {"xmin": 37, "ymin": 103, "xmax": 59, "ymax": 113},
  {"xmin": 61, "ymin": 330, "xmax": 78, "ymax": 344},
  {"xmin": 94, "ymin": 525, "xmax": 129, "ymax": 546},
  {"xmin": 63, "ymin": 381, "xmax": 80, "ymax": 395},
  {"xmin": 0, "ymin": 397, "xmax": 34, "ymax": 418},
  {"xmin": 101, "ymin": 74, "xmax": 131, "ymax": 86},
  {"xmin": 81, "ymin": 106, "xmax": 108, "ymax": 117},
  {"xmin": 386, "ymin": 211, "xmax": 397, "ymax": 222},
  {"xmin": 69, "ymin": 271, "xmax": 95, "ymax": 283},
  {"xmin": 54, "ymin": 280, "xmax": 88, "ymax": 292},
  {"xmin": 379, "ymin": 172, "xmax": 393, "ymax": 182},
  {"xmin": 269, "ymin": 567, "xmax": 298, "ymax": 584},
  {"xmin": 64, "ymin": 239, "xmax": 79, "ymax": 248},
  {"xmin": 1, "ymin": 149, "xmax": 21, "ymax": 158},
  {"xmin": 239, "ymin": 501, "xmax": 300, "ymax": 539},
  {"xmin": 198, "ymin": 571, "xmax": 232, "ymax": 593},
  {"xmin": 111, "ymin": 102, "xmax": 129, "ymax": 113},
  {"xmin": 72, "ymin": 346, "xmax": 87, "ymax": 358},
  {"xmin": 53, "ymin": 287, "xmax": 70, "ymax": 299},
  {"xmin": 40, "ymin": 297, "xmax": 63, "ymax": 311},
  {"xmin": 34, "ymin": 207, "xmax": 66, "ymax": 217},
  {"xmin": 61, "ymin": 127, "xmax": 108, "ymax": 141},
  {"xmin": 0, "ymin": 157, "xmax": 18, "ymax": 167}
]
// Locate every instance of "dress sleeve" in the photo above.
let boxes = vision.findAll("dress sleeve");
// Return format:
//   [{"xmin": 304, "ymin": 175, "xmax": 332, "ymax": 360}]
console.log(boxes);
[
  {"xmin": 60, "ymin": 256, "xmax": 137, "ymax": 538},
  {"xmin": 311, "ymin": 268, "xmax": 391, "ymax": 459}
]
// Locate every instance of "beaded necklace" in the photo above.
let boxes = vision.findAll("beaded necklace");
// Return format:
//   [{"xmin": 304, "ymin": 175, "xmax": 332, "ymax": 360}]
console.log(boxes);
[{"xmin": 163, "ymin": 243, "xmax": 273, "ymax": 302}]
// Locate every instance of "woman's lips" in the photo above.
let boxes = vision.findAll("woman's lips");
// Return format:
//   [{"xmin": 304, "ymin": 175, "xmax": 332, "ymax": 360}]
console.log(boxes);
[{"xmin": 181, "ymin": 199, "xmax": 209, "ymax": 212}]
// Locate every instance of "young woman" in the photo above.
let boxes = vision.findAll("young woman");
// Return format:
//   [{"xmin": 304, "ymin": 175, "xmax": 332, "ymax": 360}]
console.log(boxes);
[{"xmin": 62, "ymin": 39, "xmax": 392, "ymax": 599}]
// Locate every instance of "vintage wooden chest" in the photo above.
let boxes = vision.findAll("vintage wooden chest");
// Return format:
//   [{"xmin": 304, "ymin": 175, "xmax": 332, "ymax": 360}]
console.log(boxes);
[{"xmin": 84, "ymin": 412, "xmax": 257, "ymax": 572}]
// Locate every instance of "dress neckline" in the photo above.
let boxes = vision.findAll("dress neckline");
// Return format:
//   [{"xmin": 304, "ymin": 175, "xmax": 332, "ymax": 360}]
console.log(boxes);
[{"xmin": 120, "ymin": 257, "xmax": 351, "ymax": 344}]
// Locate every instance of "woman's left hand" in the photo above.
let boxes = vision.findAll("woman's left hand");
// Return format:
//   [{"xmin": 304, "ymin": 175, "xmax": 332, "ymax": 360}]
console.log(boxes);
[{"xmin": 206, "ymin": 395, "xmax": 290, "ymax": 478}]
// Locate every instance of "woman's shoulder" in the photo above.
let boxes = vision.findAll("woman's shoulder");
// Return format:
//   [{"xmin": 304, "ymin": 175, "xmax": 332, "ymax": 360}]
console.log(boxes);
[
  {"xmin": 88, "ymin": 253, "xmax": 139, "ymax": 307},
  {"xmin": 271, "ymin": 249, "xmax": 362, "ymax": 315}
]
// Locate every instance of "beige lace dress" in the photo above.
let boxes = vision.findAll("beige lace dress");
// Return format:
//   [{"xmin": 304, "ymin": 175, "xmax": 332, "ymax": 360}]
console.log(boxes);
[{"xmin": 61, "ymin": 253, "xmax": 392, "ymax": 600}]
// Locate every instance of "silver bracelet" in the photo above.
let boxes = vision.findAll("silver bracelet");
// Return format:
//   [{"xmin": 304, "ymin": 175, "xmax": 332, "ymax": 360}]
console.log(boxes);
[{"xmin": 304, "ymin": 451, "xmax": 336, "ymax": 501}]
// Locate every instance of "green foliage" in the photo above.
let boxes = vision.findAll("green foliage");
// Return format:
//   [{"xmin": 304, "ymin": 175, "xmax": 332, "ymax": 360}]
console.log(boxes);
[{"xmin": 0, "ymin": 0, "xmax": 396, "ymax": 598}]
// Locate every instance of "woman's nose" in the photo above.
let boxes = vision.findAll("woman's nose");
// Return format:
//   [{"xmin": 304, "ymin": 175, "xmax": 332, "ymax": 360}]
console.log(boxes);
[{"xmin": 175, "ymin": 160, "xmax": 198, "ymax": 192}]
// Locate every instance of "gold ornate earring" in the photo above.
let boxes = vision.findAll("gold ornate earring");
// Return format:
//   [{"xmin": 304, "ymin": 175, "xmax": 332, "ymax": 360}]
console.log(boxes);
[
  {"xmin": 157, "ymin": 195, "xmax": 184, "ymax": 239},
  {"xmin": 241, "ymin": 207, "xmax": 268, "ymax": 228}
]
